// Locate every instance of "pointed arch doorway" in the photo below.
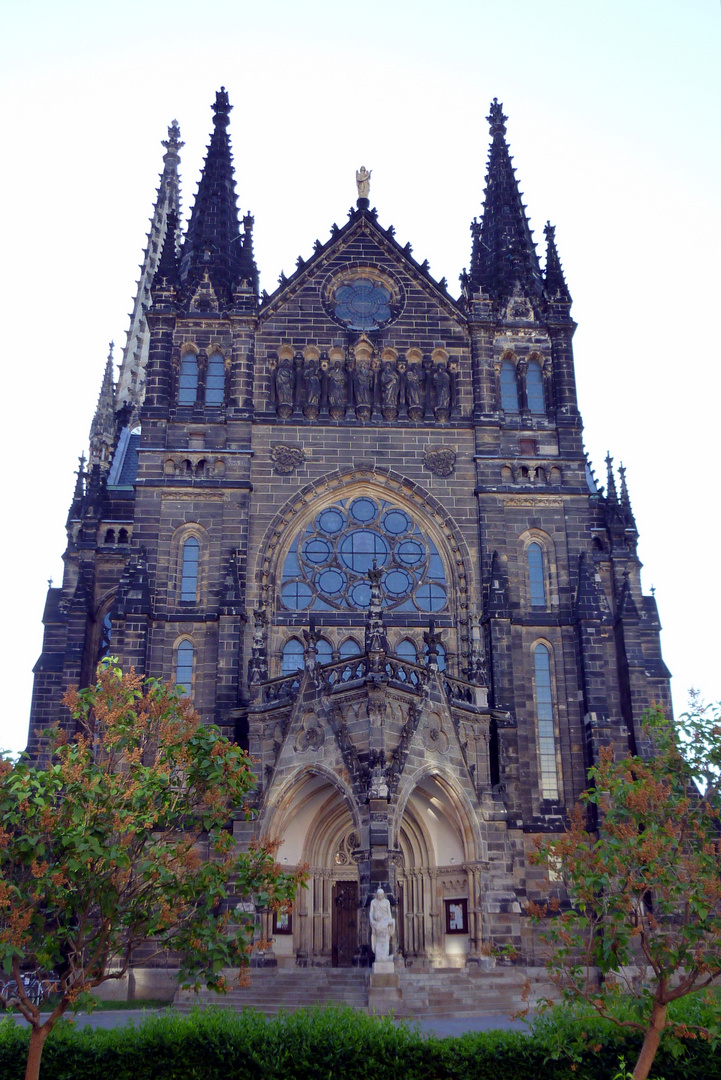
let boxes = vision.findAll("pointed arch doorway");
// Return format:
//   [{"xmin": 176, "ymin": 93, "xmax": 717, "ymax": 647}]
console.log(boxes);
[{"xmin": 268, "ymin": 769, "xmax": 360, "ymax": 967}]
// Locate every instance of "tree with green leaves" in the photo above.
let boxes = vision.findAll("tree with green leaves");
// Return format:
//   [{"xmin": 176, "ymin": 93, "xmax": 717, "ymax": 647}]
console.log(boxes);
[
  {"xmin": 0, "ymin": 664, "xmax": 302, "ymax": 1080},
  {"xmin": 530, "ymin": 701, "xmax": 721, "ymax": 1080}
]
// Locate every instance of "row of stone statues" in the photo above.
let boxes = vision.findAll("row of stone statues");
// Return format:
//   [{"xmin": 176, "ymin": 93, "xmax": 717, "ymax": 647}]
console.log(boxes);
[{"xmin": 270, "ymin": 354, "xmax": 455, "ymax": 422}]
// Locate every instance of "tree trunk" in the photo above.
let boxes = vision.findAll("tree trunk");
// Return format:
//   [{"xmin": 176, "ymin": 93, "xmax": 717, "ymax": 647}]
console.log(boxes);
[
  {"xmin": 632, "ymin": 1001, "xmax": 667, "ymax": 1080},
  {"xmin": 25, "ymin": 1024, "xmax": 50, "ymax": 1080}
]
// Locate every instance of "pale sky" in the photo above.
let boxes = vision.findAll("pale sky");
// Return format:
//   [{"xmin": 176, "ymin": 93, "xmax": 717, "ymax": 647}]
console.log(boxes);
[{"xmin": 1, "ymin": 0, "xmax": 719, "ymax": 754}]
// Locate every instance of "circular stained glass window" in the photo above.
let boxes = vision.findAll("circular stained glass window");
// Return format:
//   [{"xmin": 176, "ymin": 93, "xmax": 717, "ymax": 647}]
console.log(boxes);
[
  {"xmin": 280, "ymin": 497, "xmax": 447, "ymax": 614},
  {"xmin": 349, "ymin": 581, "xmax": 372, "ymax": 608},
  {"xmin": 396, "ymin": 539, "xmax": 425, "ymax": 566},
  {"xmin": 384, "ymin": 569, "xmax": 413, "ymax": 597},
  {"xmin": 318, "ymin": 508, "xmax": 346, "ymax": 534},
  {"xmin": 304, "ymin": 537, "xmax": 332, "ymax": 564},
  {"xmin": 317, "ymin": 569, "xmax": 346, "ymax": 596},
  {"xmin": 281, "ymin": 581, "xmax": 313, "ymax": 609},
  {"xmin": 382, "ymin": 509, "xmax": 412, "ymax": 535},
  {"xmin": 339, "ymin": 530, "xmax": 390, "ymax": 573},
  {"xmin": 333, "ymin": 277, "xmax": 392, "ymax": 331},
  {"xmin": 415, "ymin": 583, "xmax": 447, "ymax": 612},
  {"xmin": 350, "ymin": 497, "xmax": 377, "ymax": 523}
]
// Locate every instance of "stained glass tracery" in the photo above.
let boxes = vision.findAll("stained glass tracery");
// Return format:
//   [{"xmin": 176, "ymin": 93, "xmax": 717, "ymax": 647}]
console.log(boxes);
[{"xmin": 280, "ymin": 497, "xmax": 447, "ymax": 614}]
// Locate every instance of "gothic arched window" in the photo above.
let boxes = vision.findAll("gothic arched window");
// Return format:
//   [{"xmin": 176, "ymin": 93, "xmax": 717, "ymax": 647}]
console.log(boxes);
[
  {"xmin": 178, "ymin": 353, "xmax": 198, "ymax": 406},
  {"xmin": 280, "ymin": 497, "xmax": 447, "ymax": 614},
  {"xmin": 533, "ymin": 644, "xmax": 559, "ymax": 800},
  {"xmin": 526, "ymin": 360, "xmax": 545, "ymax": 414},
  {"xmin": 527, "ymin": 542, "xmax": 546, "ymax": 607},
  {"xmin": 500, "ymin": 361, "xmax": 519, "ymax": 413},
  {"xmin": 281, "ymin": 638, "xmax": 305, "ymax": 675},
  {"xmin": 396, "ymin": 638, "xmax": 417, "ymax": 663},
  {"xmin": 315, "ymin": 638, "xmax": 333, "ymax": 665},
  {"xmin": 180, "ymin": 537, "xmax": 200, "ymax": 602},
  {"xmin": 175, "ymin": 639, "xmax": 195, "ymax": 694},
  {"xmin": 339, "ymin": 637, "xmax": 361, "ymax": 659},
  {"xmin": 205, "ymin": 351, "xmax": 225, "ymax": 407}
]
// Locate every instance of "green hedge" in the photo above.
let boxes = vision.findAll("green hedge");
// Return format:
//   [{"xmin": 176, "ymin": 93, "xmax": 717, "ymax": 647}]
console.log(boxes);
[{"xmin": 1, "ymin": 1004, "xmax": 720, "ymax": 1080}]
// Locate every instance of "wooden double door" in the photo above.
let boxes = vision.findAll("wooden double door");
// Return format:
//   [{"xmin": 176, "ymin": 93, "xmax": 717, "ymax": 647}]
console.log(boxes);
[{"xmin": 332, "ymin": 881, "xmax": 358, "ymax": 967}]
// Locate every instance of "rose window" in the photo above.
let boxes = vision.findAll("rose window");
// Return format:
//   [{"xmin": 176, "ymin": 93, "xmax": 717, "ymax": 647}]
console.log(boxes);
[
  {"xmin": 332, "ymin": 278, "xmax": 392, "ymax": 331},
  {"xmin": 280, "ymin": 497, "xmax": 447, "ymax": 614}
]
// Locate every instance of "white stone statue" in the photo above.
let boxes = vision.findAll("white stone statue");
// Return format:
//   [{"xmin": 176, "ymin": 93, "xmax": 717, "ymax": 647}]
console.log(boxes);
[
  {"xmin": 369, "ymin": 887, "xmax": 395, "ymax": 961},
  {"xmin": 356, "ymin": 165, "xmax": 372, "ymax": 199}
]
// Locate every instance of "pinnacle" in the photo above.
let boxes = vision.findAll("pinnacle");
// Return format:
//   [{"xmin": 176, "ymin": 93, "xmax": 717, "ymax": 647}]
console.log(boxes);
[{"xmin": 543, "ymin": 221, "xmax": 572, "ymax": 305}]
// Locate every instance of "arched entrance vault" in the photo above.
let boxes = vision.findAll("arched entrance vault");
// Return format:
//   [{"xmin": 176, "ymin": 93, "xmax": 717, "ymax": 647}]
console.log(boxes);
[
  {"xmin": 263, "ymin": 766, "xmax": 361, "ymax": 967},
  {"xmin": 394, "ymin": 768, "xmax": 482, "ymax": 966}
]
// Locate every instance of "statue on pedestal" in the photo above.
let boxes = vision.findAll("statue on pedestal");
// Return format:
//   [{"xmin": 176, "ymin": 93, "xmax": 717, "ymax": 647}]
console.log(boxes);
[
  {"xmin": 356, "ymin": 166, "xmax": 372, "ymax": 200},
  {"xmin": 369, "ymin": 887, "xmax": 395, "ymax": 961}
]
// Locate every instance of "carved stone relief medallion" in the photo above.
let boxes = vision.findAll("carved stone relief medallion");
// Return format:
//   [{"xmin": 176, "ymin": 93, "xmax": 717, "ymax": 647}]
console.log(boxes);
[
  {"xmin": 271, "ymin": 443, "xmax": 306, "ymax": 475},
  {"xmin": 424, "ymin": 447, "xmax": 456, "ymax": 477}
]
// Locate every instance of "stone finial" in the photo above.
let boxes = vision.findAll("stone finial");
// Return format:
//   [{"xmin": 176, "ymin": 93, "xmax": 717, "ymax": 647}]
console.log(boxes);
[{"xmin": 487, "ymin": 97, "xmax": 507, "ymax": 137}]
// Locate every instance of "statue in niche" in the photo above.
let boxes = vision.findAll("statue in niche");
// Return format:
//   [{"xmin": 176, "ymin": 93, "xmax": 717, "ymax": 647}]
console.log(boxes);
[
  {"xmin": 356, "ymin": 165, "xmax": 372, "ymax": 200},
  {"xmin": 433, "ymin": 362, "xmax": 451, "ymax": 420},
  {"xmin": 327, "ymin": 359, "xmax": 347, "ymax": 419},
  {"xmin": 404, "ymin": 362, "xmax": 424, "ymax": 419},
  {"xmin": 353, "ymin": 358, "xmax": 373, "ymax": 418},
  {"xmin": 303, "ymin": 356, "xmax": 321, "ymax": 419},
  {"xmin": 274, "ymin": 355, "xmax": 294, "ymax": 418},
  {"xmin": 369, "ymin": 887, "xmax": 395, "ymax": 962},
  {"xmin": 380, "ymin": 360, "xmax": 400, "ymax": 419}
]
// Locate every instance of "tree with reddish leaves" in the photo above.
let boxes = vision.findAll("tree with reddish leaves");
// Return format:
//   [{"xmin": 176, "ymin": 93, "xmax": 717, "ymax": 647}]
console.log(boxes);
[
  {"xmin": 0, "ymin": 664, "xmax": 302, "ymax": 1080},
  {"xmin": 530, "ymin": 702, "xmax": 721, "ymax": 1080}
]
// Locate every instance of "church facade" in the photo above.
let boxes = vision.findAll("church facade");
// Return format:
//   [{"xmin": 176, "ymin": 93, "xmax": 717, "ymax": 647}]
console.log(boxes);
[{"xmin": 28, "ymin": 90, "xmax": 671, "ymax": 971}]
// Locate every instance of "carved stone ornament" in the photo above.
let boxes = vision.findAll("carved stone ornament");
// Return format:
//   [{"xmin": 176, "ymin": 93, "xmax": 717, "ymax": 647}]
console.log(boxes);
[
  {"xmin": 271, "ymin": 443, "xmax": 306, "ymax": 475},
  {"xmin": 422, "ymin": 712, "xmax": 450, "ymax": 754},
  {"xmin": 294, "ymin": 712, "xmax": 325, "ymax": 753},
  {"xmin": 423, "ymin": 447, "xmax": 456, "ymax": 477}
]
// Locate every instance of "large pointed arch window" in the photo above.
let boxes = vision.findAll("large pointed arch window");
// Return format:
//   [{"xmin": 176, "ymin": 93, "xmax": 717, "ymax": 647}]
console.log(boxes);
[
  {"xmin": 280, "ymin": 497, "xmax": 447, "ymax": 614},
  {"xmin": 205, "ymin": 351, "xmax": 225, "ymax": 407},
  {"xmin": 526, "ymin": 360, "xmax": 545, "ymax": 414},
  {"xmin": 500, "ymin": 361, "xmax": 519, "ymax": 413},
  {"xmin": 178, "ymin": 353, "xmax": 198, "ymax": 405},
  {"xmin": 533, "ymin": 644, "xmax": 559, "ymax": 800}
]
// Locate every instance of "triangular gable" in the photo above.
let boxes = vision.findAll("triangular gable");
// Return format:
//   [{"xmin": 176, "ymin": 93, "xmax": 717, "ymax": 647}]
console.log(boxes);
[{"xmin": 258, "ymin": 206, "xmax": 466, "ymax": 330}]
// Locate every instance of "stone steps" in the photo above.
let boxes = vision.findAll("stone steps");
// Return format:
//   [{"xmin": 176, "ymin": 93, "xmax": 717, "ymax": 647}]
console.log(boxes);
[
  {"xmin": 176, "ymin": 969, "xmax": 370, "ymax": 1015},
  {"xmin": 175, "ymin": 965, "xmax": 556, "ymax": 1019}
]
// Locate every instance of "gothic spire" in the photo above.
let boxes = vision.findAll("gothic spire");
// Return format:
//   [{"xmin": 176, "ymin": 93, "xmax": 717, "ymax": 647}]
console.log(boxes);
[
  {"xmin": 115, "ymin": 120, "xmax": 183, "ymax": 419},
  {"xmin": 469, "ymin": 99, "xmax": 544, "ymax": 302},
  {"xmin": 89, "ymin": 343, "xmax": 117, "ymax": 470},
  {"xmin": 543, "ymin": 222, "xmax": 572, "ymax": 305},
  {"xmin": 180, "ymin": 88, "xmax": 254, "ymax": 305}
]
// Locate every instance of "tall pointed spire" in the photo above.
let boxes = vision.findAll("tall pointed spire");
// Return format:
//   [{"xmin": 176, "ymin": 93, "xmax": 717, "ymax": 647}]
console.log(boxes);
[
  {"xmin": 116, "ymin": 120, "xmax": 183, "ymax": 419},
  {"xmin": 543, "ymin": 222, "xmax": 572, "ymax": 305},
  {"xmin": 469, "ymin": 99, "xmax": 544, "ymax": 303},
  {"xmin": 180, "ymin": 88, "xmax": 254, "ymax": 305},
  {"xmin": 89, "ymin": 343, "xmax": 117, "ymax": 469}
]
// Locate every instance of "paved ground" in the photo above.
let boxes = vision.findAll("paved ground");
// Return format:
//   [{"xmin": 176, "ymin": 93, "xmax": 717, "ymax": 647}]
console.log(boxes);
[{"xmin": 9, "ymin": 1006, "xmax": 532, "ymax": 1036}]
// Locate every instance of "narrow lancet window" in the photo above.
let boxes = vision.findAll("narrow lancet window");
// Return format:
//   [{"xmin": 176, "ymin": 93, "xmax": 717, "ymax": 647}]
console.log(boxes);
[
  {"xmin": 533, "ymin": 644, "xmax": 559, "ymax": 800},
  {"xmin": 396, "ymin": 639, "xmax": 418, "ymax": 664},
  {"xmin": 528, "ymin": 542, "xmax": 546, "ymax": 607},
  {"xmin": 500, "ymin": 361, "xmax": 519, "ymax": 413},
  {"xmin": 178, "ymin": 353, "xmax": 198, "ymax": 405},
  {"xmin": 205, "ymin": 352, "xmax": 225, "ymax": 407},
  {"xmin": 180, "ymin": 537, "xmax": 200, "ymax": 601},
  {"xmin": 526, "ymin": 360, "xmax": 545, "ymax": 414},
  {"xmin": 176, "ymin": 640, "xmax": 194, "ymax": 694}
]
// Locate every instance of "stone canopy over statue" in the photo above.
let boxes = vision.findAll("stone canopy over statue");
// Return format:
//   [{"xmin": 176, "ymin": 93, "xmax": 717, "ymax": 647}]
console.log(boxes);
[
  {"xmin": 356, "ymin": 165, "xmax": 372, "ymax": 200},
  {"xmin": 369, "ymin": 887, "xmax": 395, "ymax": 963}
]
